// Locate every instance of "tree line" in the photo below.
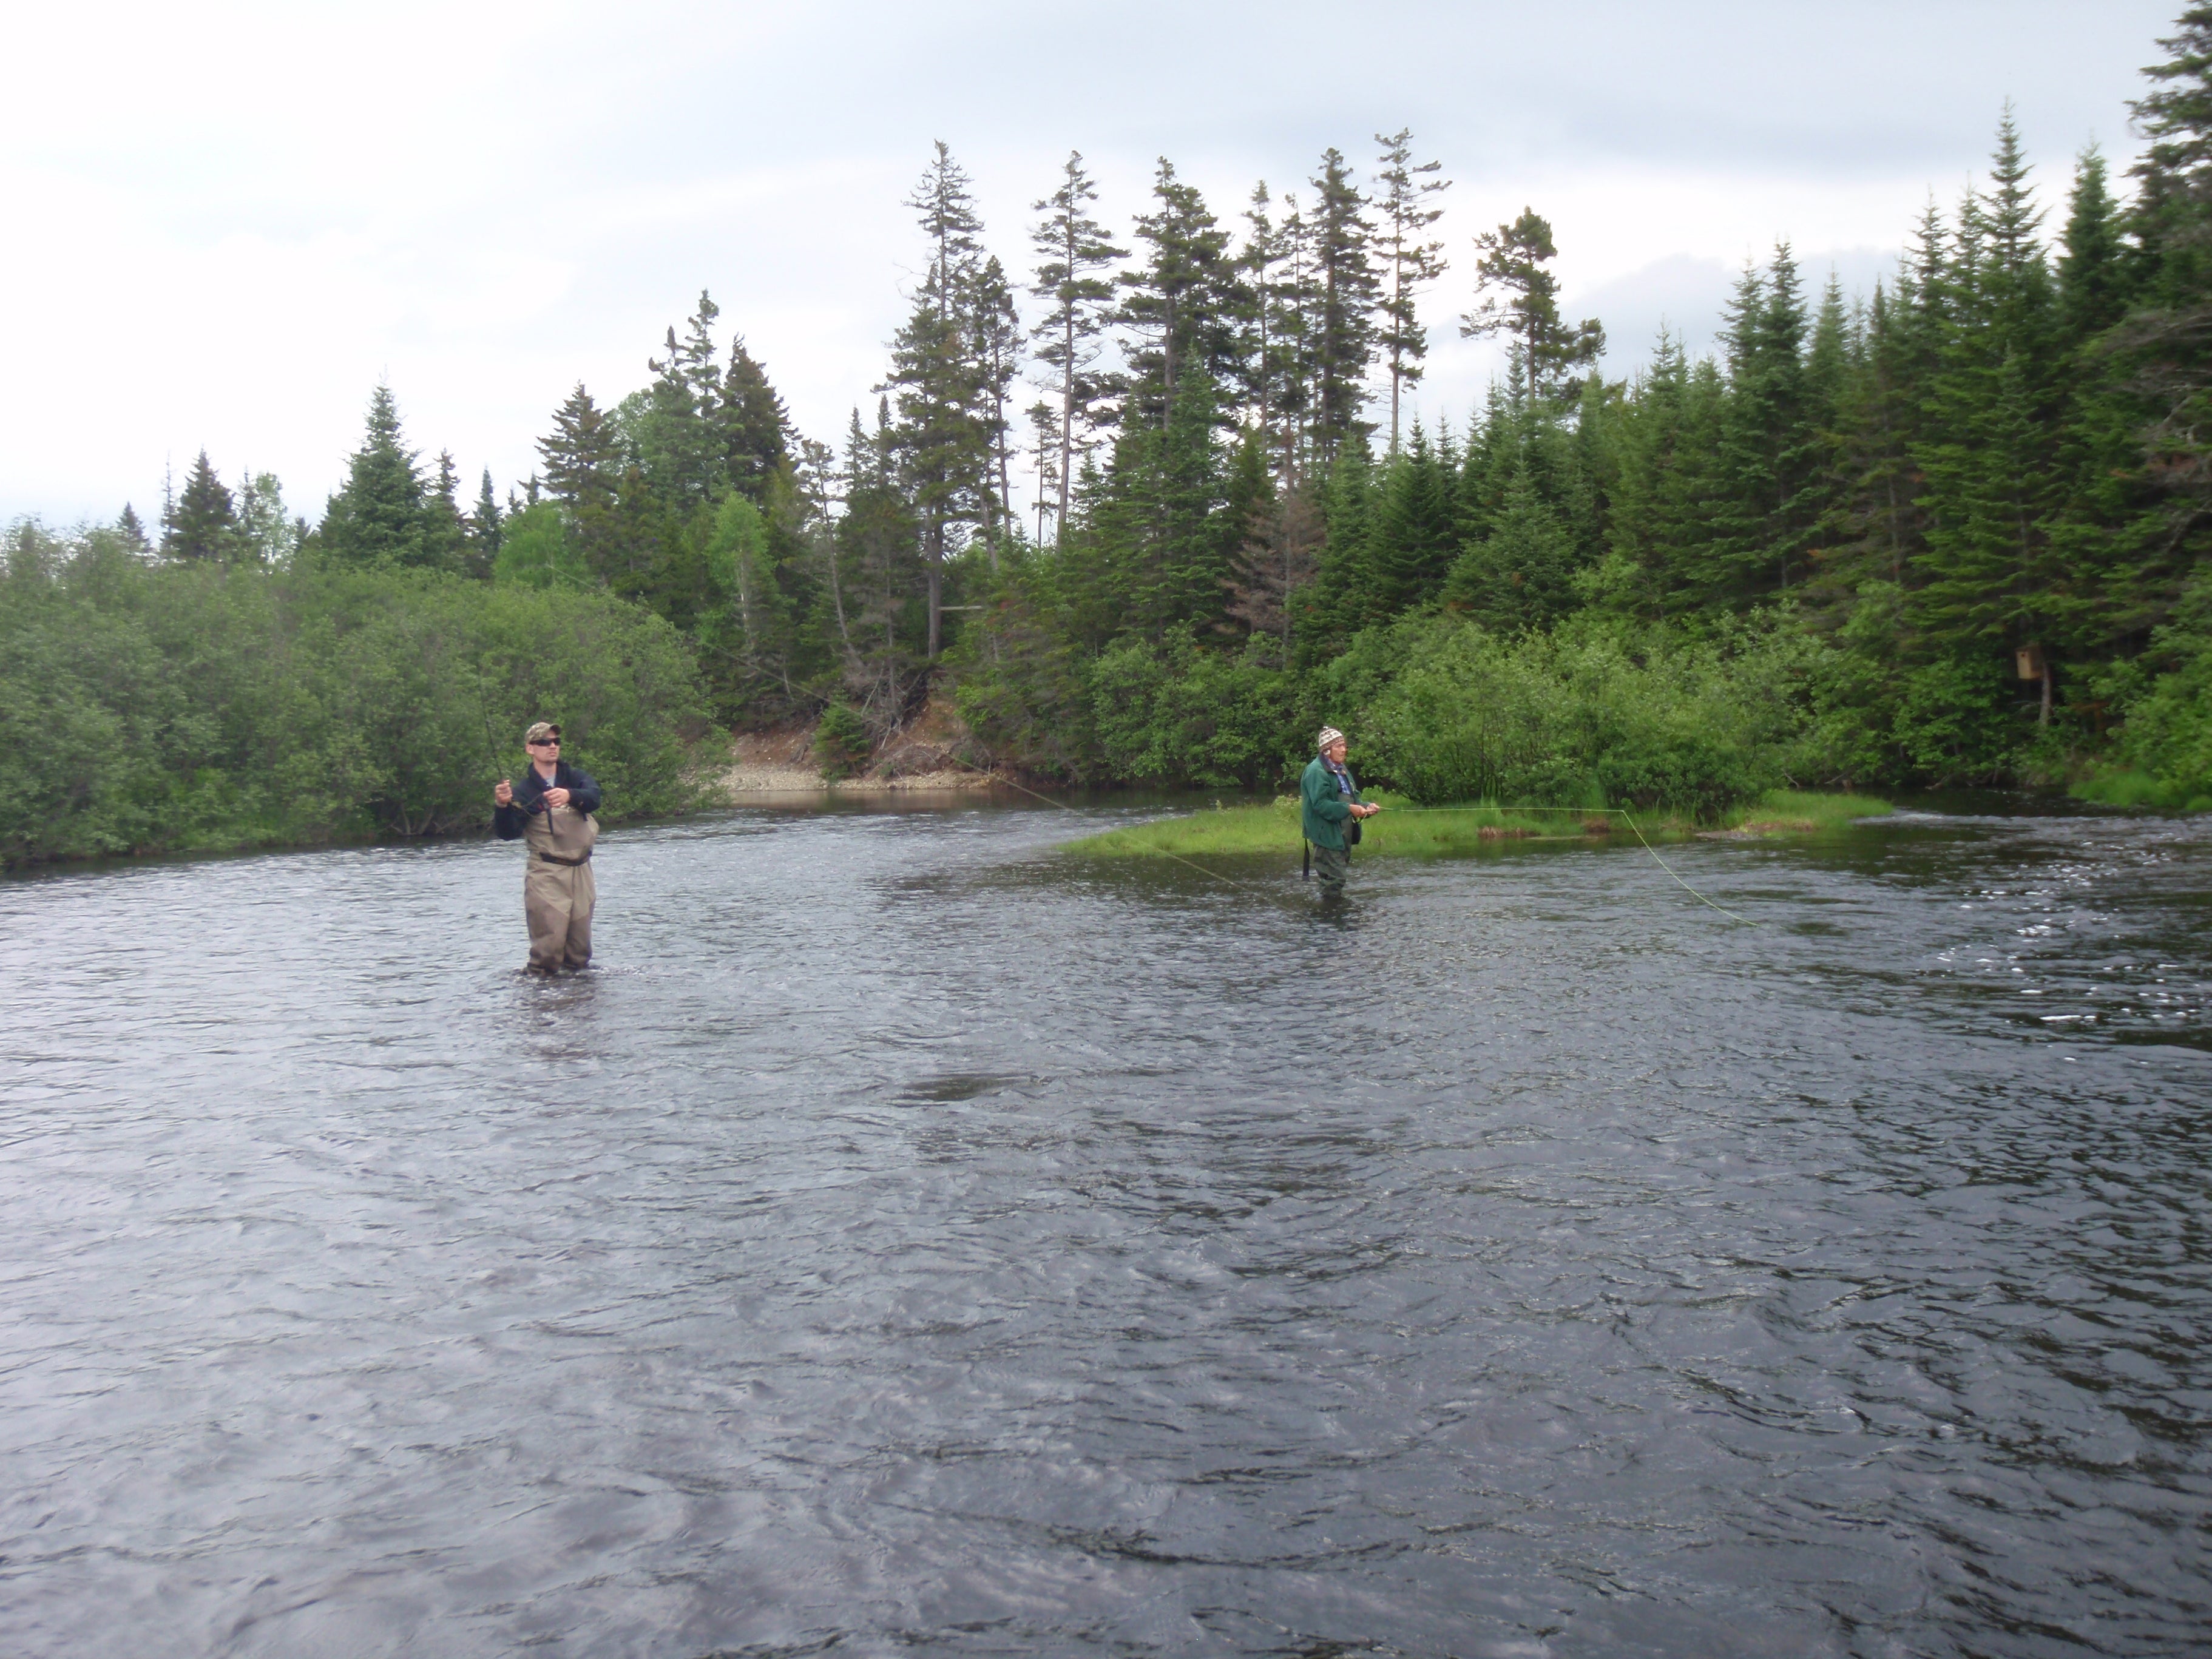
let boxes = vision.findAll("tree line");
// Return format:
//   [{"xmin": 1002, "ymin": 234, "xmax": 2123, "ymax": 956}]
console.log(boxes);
[{"xmin": 15, "ymin": 3, "xmax": 2212, "ymax": 853}]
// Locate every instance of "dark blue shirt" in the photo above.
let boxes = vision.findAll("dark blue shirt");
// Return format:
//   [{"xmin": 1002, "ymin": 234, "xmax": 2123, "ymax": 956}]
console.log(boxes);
[{"xmin": 494, "ymin": 760, "xmax": 602, "ymax": 840}]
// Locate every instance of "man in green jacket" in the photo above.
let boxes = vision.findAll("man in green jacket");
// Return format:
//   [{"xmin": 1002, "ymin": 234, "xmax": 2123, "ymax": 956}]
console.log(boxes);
[{"xmin": 1300, "ymin": 725, "xmax": 1379, "ymax": 896}]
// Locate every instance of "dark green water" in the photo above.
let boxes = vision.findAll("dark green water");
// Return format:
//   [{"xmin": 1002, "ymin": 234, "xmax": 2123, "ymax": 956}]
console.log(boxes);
[{"xmin": 1, "ymin": 802, "xmax": 2206, "ymax": 1655}]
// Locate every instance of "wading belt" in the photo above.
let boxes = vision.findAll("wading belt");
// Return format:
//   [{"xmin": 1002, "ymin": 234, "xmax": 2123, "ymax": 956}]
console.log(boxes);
[{"xmin": 533, "ymin": 848, "xmax": 592, "ymax": 867}]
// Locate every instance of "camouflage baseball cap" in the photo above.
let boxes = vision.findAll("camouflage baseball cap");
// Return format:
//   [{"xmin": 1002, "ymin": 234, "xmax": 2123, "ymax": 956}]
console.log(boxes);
[{"xmin": 524, "ymin": 721, "xmax": 561, "ymax": 744}]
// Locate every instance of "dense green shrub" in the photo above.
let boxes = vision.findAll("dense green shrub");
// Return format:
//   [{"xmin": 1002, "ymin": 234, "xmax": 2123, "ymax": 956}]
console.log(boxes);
[
  {"xmin": 2076, "ymin": 576, "xmax": 2212, "ymax": 810},
  {"xmin": 1322, "ymin": 609, "xmax": 1841, "ymax": 816},
  {"xmin": 812, "ymin": 703, "xmax": 872, "ymax": 779},
  {"xmin": 1088, "ymin": 633, "xmax": 1298, "ymax": 788},
  {"xmin": 0, "ymin": 524, "xmax": 712, "ymax": 867}
]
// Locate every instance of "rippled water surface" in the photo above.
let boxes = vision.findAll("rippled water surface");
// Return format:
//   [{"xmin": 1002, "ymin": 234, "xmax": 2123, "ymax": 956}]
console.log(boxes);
[{"xmin": 3, "ymin": 802, "xmax": 2209, "ymax": 1657}]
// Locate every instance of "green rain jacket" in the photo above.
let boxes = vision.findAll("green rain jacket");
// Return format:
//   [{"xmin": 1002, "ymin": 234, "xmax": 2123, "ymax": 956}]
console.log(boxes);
[{"xmin": 1299, "ymin": 754, "xmax": 1364, "ymax": 851}]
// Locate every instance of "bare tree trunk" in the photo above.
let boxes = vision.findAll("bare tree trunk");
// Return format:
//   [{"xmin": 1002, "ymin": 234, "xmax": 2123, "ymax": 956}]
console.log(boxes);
[
  {"xmin": 994, "ymin": 399, "xmax": 1012, "ymax": 569},
  {"xmin": 821, "ymin": 530, "xmax": 856, "ymax": 669},
  {"xmin": 1256, "ymin": 300, "xmax": 1272, "ymax": 473},
  {"xmin": 926, "ymin": 519, "xmax": 943, "ymax": 659},
  {"xmin": 1059, "ymin": 305, "xmax": 1075, "ymax": 541},
  {"xmin": 1390, "ymin": 343, "xmax": 1402, "ymax": 456}
]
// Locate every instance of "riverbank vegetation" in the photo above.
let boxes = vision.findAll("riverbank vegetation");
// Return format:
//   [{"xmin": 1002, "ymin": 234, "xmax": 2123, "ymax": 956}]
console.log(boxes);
[
  {"xmin": 1060, "ymin": 788, "xmax": 1892, "ymax": 859},
  {"xmin": 0, "ymin": 524, "xmax": 709, "ymax": 865},
  {"xmin": 7, "ymin": 10, "xmax": 2212, "ymax": 869}
]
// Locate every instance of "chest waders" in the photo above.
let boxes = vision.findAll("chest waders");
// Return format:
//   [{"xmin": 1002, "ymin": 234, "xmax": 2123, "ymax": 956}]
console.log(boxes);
[{"xmin": 519, "ymin": 787, "xmax": 598, "ymax": 972}]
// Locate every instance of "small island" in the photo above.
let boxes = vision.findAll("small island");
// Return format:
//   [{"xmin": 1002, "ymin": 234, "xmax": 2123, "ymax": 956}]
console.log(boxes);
[{"xmin": 1060, "ymin": 789, "xmax": 1892, "ymax": 859}]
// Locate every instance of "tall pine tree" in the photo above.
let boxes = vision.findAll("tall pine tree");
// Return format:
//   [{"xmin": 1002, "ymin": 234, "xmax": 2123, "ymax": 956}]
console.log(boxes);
[
  {"xmin": 1029, "ymin": 151, "xmax": 1125, "ymax": 542},
  {"xmin": 1308, "ymin": 147, "xmax": 1379, "ymax": 464},
  {"xmin": 884, "ymin": 141, "xmax": 992, "ymax": 658},
  {"xmin": 1459, "ymin": 209, "xmax": 1604, "ymax": 403},
  {"xmin": 321, "ymin": 387, "xmax": 428, "ymax": 567},
  {"xmin": 1372, "ymin": 129, "xmax": 1450, "ymax": 455},
  {"xmin": 164, "ymin": 450, "xmax": 236, "ymax": 561}
]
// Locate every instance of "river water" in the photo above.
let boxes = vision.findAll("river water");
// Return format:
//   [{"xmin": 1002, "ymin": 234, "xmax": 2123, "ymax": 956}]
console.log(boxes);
[{"xmin": 2, "ymin": 800, "xmax": 2207, "ymax": 1657}]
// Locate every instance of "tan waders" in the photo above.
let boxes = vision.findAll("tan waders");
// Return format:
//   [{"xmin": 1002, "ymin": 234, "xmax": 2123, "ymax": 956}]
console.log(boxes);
[{"xmin": 521, "ymin": 803, "xmax": 596, "ymax": 972}]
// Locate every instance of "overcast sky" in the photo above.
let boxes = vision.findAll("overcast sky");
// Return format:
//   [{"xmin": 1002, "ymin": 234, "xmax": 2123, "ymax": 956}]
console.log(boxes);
[{"xmin": 0, "ymin": 1, "xmax": 2177, "ymax": 530}]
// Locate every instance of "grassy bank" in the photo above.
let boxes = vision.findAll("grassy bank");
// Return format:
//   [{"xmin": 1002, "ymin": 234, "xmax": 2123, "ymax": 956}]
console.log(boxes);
[{"xmin": 1059, "ymin": 789, "xmax": 1891, "ymax": 859}]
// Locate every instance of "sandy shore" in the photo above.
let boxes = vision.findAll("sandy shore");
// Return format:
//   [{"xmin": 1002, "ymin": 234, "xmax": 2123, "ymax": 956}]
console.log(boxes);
[
  {"xmin": 706, "ymin": 723, "xmax": 1002, "ymax": 800},
  {"xmin": 715, "ymin": 763, "xmax": 996, "ymax": 796}
]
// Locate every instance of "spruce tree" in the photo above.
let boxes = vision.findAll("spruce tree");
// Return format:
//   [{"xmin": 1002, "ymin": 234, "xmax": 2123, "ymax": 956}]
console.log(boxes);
[
  {"xmin": 2048, "ymin": 149, "xmax": 2163, "ymax": 652},
  {"xmin": 1025, "ymin": 400, "xmax": 1064, "ymax": 544},
  {"xmin": 1029, "ymin": 151, "xmax": 1126, "ymax": 539},
  {"xmin": 971, "ymin": 254, "xmax": 1023, "ymax": 558},
  {"xmin": 2117, "ymin": 7, "xmax": 2212, "ymax": 595},
  {"xmin": 2058, "ymin": 147, "xmax": 2129, "ymax": 340},
  {"xmin": 640, "ymin": 292, "xmax": 725, "ymax": 513},
  {"xmin": 1444, "ymin": 462, "xmax": 1579, "ymax": 632},
  {"xmin": 1298, "ymin": 437, "xmax": 1378, "ymax": 657},
  {"xmin": 1254, "ymin": 188, "xmax": 1320, "ymax": 478},
  {"xmin": 1914, "ymin": 343, "xmax": 2066, "ymax": 717},
  {"xmin": 1912, "ymin": 120, "xmax": 2067, "ymax": 698},
  {"xmin": 321, "ymin": 387, "xmax": 428, "ymax": 567},
  {"xmin": 1977, "ymin": 108, "xmax": 2060, "ymax": 362},
  {"xmin": 538, "ymin": 383, "xmax": 622, "ymax": 581},
  {"xmin": 1309, "ymin": 147, "xmax": 1379, "ymax": 464},
  {"xmin": 2130, "ymin": 3, "xmax": 2212, "ymax": 288},
  {"xmin": 1806, "ymin": 275, "xmax": 1850, "ymax": 425},
  {"xmin": 1142, "ymin": 371, "xmax": 1232, "ymax": 635},
  {"xmin": 839, "ymin": 399, "xmax": 924, "ymax": 711},
  {"xmin": 1118, "ymin": 159, "xmax": 1242, "ymax": 429},
  {"xmin": 422, "ymin": 451, "xmax": 468, "ymax": 572},
  {"xmin": 116, "ymin": 503, "xmax": 151, "ymax": 556},
  {"xmin": 722, "ymin": 337, "xmax": 792, "ymax": 502},
  {"xmin": 164, "ymin": 450, "xmax": 236, "ymax": 561},
  {"xmin": 1857, "ymin": 282, "xmax": 1924, "ymax": 585},
  {"xmin": 1710, "ymin": 244, "xmax": 1821, "ymax": 600},
  {"xmin": 1361, "ymin": 422, "xmax": 1458, "ymax": 615},
  {"xmin": 1602, "ymin": 335, "xmax": 1693, "ymax": 618},
  {"xmin": 1087, "ymin": 371, "xmax": 1231, "ymax": 640},
  {"xmin": 1372, "ymin": 129, "xmax": 1451, "ymax": 454},
  {"xmin": 1240, "ymin": 184, "xmax": 1288, "ymax": 464},
  {"xmin": 464, "ymin": 468, "xmax": 502, "ymax": 579},
  {"xmin": 1819, "ymin": 211, "xmax": 1948, "ymax": 602},
  {"xmin": 884, "ymin": 141, "xmax": 992, "ymax": 658},
  {"xmin": 1455, "ymin": 378, "xmax": 1516, "ymax": 550}
]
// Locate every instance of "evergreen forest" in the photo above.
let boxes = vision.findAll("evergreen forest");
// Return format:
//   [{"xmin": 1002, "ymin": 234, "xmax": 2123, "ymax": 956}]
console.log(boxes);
[{"xmin": 10, "ymin": 10, "xmax": 2212, "ymax": 866}]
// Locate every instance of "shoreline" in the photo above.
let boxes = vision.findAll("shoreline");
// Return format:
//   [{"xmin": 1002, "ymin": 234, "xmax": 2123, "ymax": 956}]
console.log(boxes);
[
  {"xmin": 1055, "ymin": 790, "xmax": 1896, "ymax": 859},
  {"xmin": 711, "ymin": 718, "xmax": 1003, "ymax": 799},
  {"xmin": 713, "ymin": 762, "xmax": 1000, "ymax": 797}
]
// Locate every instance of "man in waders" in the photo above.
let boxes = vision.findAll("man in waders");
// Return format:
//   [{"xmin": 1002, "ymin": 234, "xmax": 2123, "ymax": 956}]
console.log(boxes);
[
  {"xmin": 1301, "ymin": 726, "xmax": 1378, "ymax": 897},
  {"xmin": 493, "ymin": 721, "xmax": 602, "ymax": 973}
]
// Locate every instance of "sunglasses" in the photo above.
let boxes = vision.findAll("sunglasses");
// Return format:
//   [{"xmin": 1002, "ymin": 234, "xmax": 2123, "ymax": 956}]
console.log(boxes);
[{"xmin": 527, "ymin": 737, "xmax": 561, "ymax": 748}]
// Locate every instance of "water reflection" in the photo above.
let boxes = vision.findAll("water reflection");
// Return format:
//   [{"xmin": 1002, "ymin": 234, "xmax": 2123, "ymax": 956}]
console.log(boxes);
[{"xmin": 0, "ymin": 802, "xmax": 2206, "ymax": 1657}]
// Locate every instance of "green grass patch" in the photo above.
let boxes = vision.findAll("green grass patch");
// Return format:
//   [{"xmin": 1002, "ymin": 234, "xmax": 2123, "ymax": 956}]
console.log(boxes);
[
  {"xmin": 1715, "ymin": 789, "xmax": 1893, "ymax": 835},
  {"xmin": 1058, "ymin": 789, "xmax": 1890, "ymax": 859},
  {"xmin": 2071, "ymin": 769, "xmax": 2212, "ymax": 812}
]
